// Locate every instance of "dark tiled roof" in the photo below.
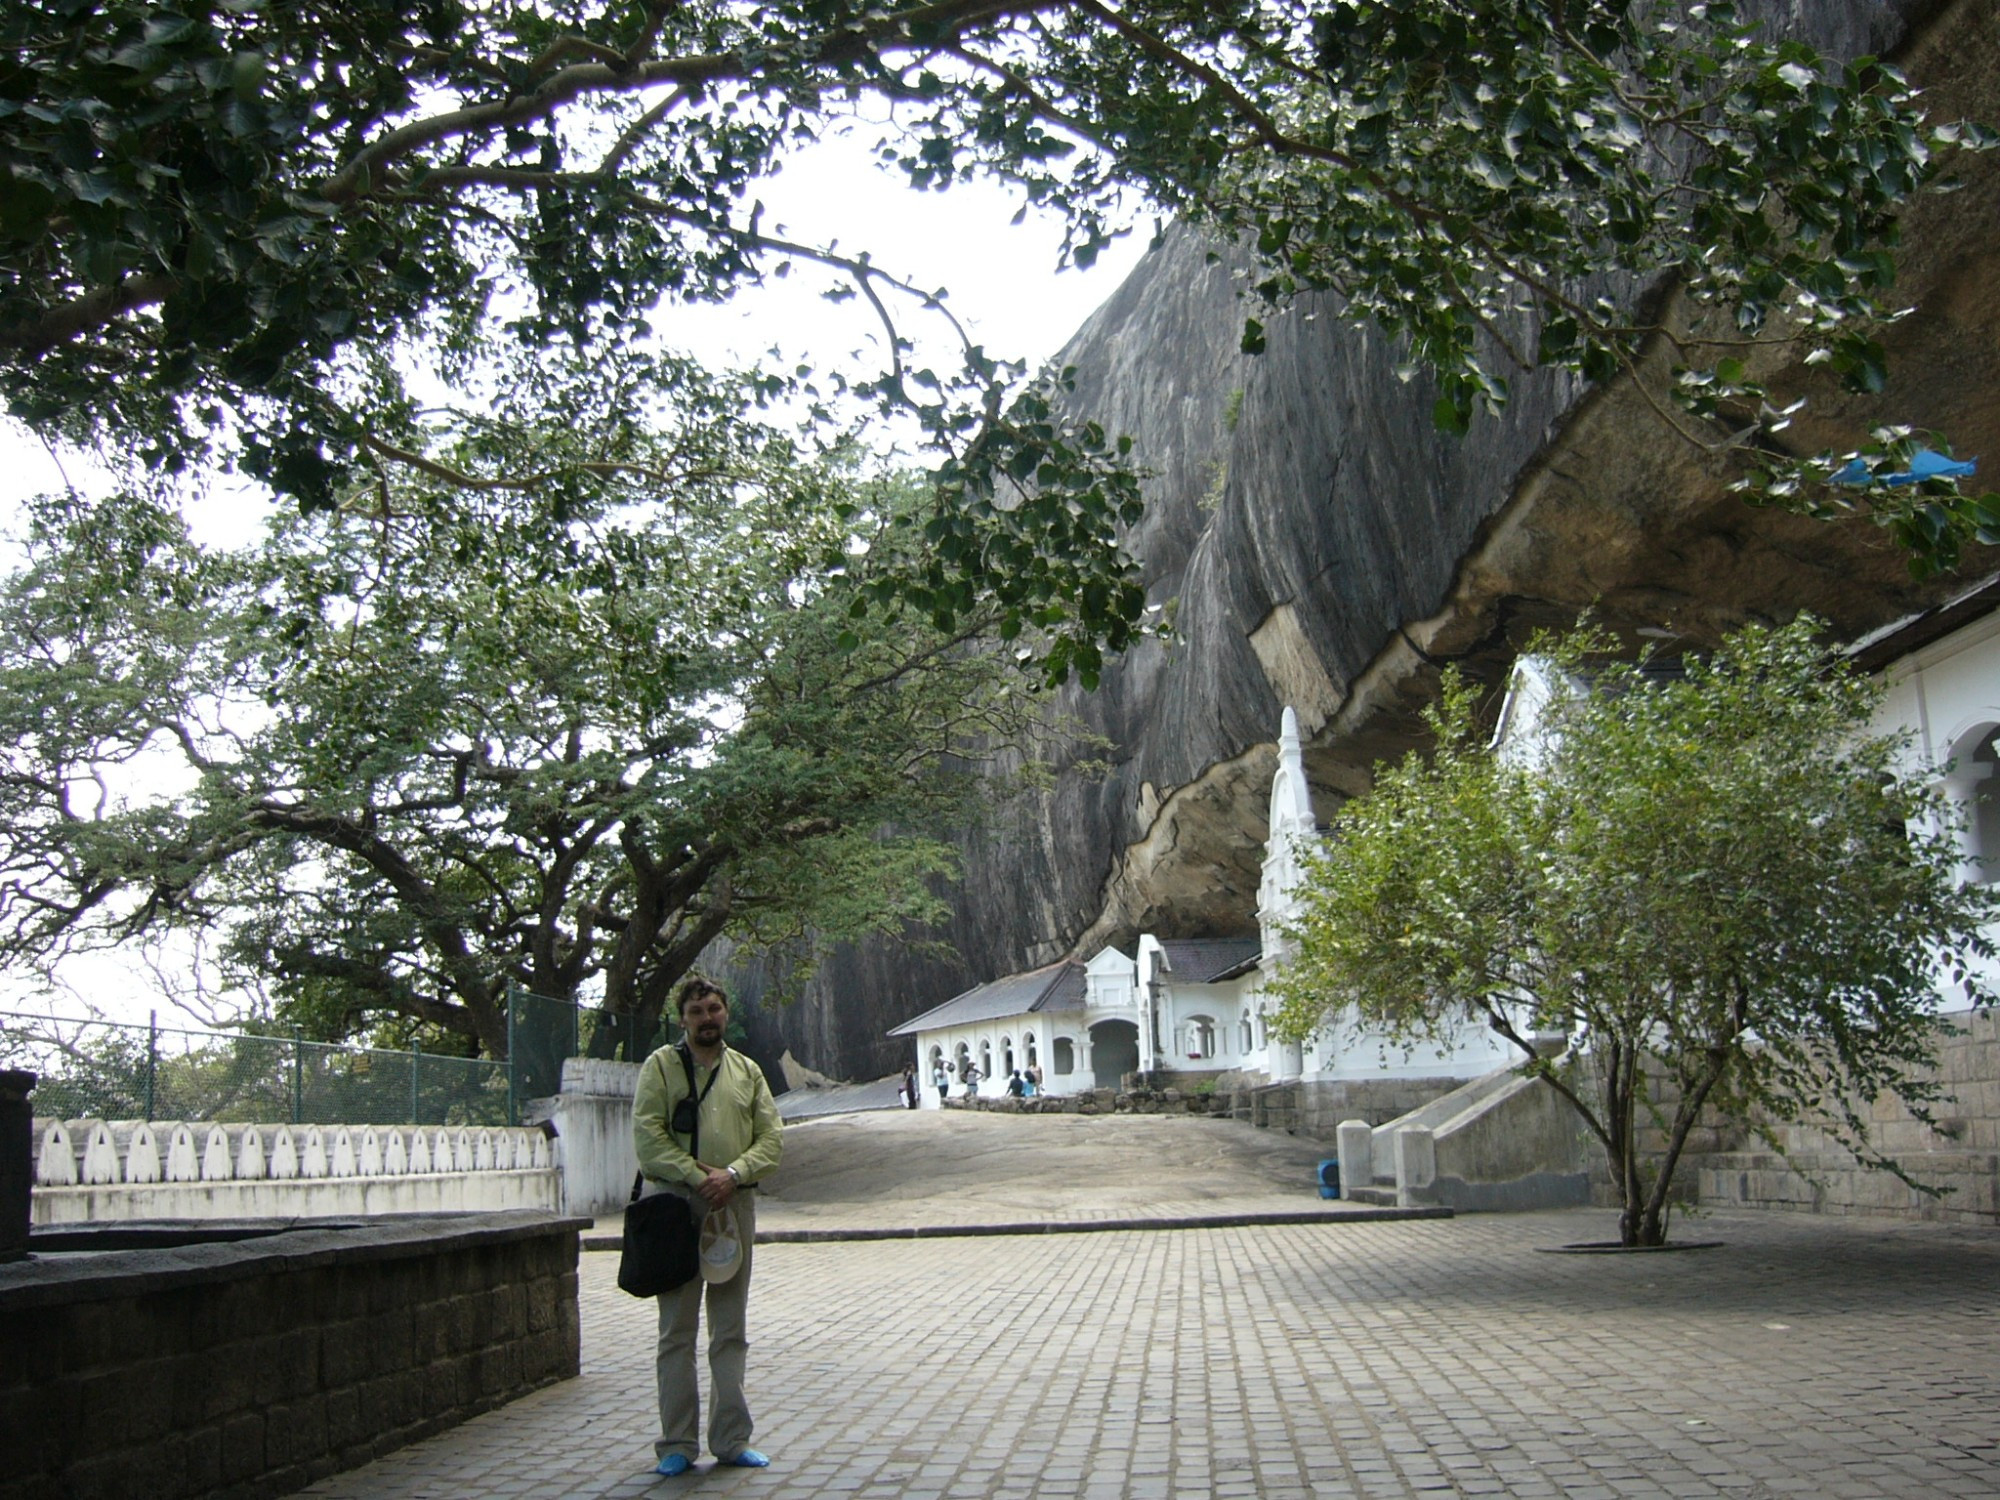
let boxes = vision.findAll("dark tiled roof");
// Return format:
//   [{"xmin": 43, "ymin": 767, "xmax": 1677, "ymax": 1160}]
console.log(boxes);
[
  {"xmin": 887, "ymin": 960, "xmax": 1087, "ymax": 1036},
  {"xmin": 1157, "ymin": 938, "xmax": 1261, "ymax": 983}
]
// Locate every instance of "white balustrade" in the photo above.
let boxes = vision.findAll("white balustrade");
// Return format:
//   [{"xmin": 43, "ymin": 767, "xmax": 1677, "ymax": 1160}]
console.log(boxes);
[
  {"xmin": 164, "ymin": 1123, "xmax": 201, "ymax": 1183},
  {"xmin": 237, "ymin": 1124, "xmax": 267, "ymax": 1180},
  {"xmin": 121, "ymin": 1123, "xmax": 163, "ymax": 1184},
  {"xmin": 300, "ymin": 1126, "xmax": 329, "ymax": 1178},
  {"xmin": 35, "ymin": 1114, "xmax": 561, "ymax": 1190},
  {"xmin": 329, "ymin": 1126, "xmax": 357, "ymax": 1178},
  {"xmin": 80, "ymin": 1120, "xmax": 120, "ymax": 1184},
  {"xmin": 560, "ymin": 1056, "xmax": 643, "ymax": 1097},
  {"xmin": 199, "ymin": 1125, "xmax": 233, "ymax": 1182},
  {"xmin": 37, "ymin": 1120, "xmax": 76, "ymax": 1185}
]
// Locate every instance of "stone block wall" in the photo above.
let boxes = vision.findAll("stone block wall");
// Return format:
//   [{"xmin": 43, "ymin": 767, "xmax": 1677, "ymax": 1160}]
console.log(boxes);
[
  {"xmin": 945, "ymin": 1085, "xmax": 1218, "ymax": 1117},
  {"xmin": 0, "ymin": 1211, "xmax": 584, "ymax": 1500},
  {"xmin": 1565, "ymin": 1011, "xmax": 2000, "ymax": 1226},
  {"xmin": 1689, "ymin": 1010, "xmax": 2000, "ymax": 1226},
  {"xmin": 1295, "ymin": 1076, "xmax": 1467, "ymax": 1140},
  {"xmin": 943, "ymin": 1075, "xmax": 1466, "ymax": 1147}
]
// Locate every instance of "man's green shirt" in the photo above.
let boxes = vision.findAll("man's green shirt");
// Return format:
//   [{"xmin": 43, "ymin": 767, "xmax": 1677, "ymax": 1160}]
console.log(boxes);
[{"xmin": 632, "ymin": 1043, "xmax": 784, "ymax": 1189}]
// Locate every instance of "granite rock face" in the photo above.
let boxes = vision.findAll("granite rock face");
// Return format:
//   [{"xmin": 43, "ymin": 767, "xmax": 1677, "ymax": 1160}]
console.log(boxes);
[{"xmin": 733, "ymin": 0, "xmax": 2000, "ymax": 1081}]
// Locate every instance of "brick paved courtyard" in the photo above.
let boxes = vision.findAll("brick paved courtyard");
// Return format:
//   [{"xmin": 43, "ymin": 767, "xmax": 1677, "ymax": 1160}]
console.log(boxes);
[{"xmin": 299, "ymin": 1206, "xmax": 1999, "ymax": 1500}]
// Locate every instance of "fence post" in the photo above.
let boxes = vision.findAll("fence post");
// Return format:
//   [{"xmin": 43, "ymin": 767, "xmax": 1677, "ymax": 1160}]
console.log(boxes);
[
  {"xmin": 292, "ymin": 1029, "xmax": 304, "ymax": 1124},
  {"xmin": 506, "ymin": 981, "xmax": 518, "ymax": 1127},
  {"xmin": 144, "ymin": 1010, "xmax": 158, "ymax": 1121},
  {"xmin": 410, "ymin": 1040, "xmax": 421, "ymax": 1125}
]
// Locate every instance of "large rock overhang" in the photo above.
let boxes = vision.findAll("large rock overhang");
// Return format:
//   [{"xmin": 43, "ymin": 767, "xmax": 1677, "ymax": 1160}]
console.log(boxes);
[{"xmin": 1057, "ymin": 0, "xmax": 2000, "ymax": 958}]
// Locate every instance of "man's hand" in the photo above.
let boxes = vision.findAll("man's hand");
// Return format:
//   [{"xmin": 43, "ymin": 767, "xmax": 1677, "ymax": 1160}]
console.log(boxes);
[{"xmin": 695, "ymin": 1164, "xmax": 737, "ymax": 1208}]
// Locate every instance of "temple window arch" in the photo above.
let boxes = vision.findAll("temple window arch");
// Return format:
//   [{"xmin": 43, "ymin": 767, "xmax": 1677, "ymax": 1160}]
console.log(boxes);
[
  {"xmin": 1052, "ymin": 1037, "xmax": 1076, "ymax": 1075},
  {"xmin": 1183, "ymin": 1014, "xmax": 1217, "ymax": 1061}
]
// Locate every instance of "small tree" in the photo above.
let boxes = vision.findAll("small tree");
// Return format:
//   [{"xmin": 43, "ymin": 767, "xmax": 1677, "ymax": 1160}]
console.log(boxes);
[{"xmin": 1274, "ymin": 618, "xmax": 1997, "ymax": 1246}]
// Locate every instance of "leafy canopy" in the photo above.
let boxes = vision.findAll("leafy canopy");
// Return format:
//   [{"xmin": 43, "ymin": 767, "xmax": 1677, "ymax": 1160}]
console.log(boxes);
[
  {"xmin": 2, "ymin": 0, "xmax": 1995, "ymax": 588},
  {"xmin": 0, "ymin": 359, "xmax": 1080, "ymax": 1055},
  {"xmin": 1274, "ymin": 618, "xmax": 1997, "ymax": 1246}
]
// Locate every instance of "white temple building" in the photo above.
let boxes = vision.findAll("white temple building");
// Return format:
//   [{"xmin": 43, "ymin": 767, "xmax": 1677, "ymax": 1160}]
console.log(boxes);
[{"xmin": 889, "ymin": 706, "xmax": 1513, "ymax": 1103}]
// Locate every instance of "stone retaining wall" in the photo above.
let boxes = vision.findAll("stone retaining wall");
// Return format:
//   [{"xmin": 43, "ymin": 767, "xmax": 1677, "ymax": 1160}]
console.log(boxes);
[
  {"xmin": 0, "ymin": 1210, "xmax": 584, "ymax": 1500},
  {"xmin": 1688, "ymin": 1010, "xmax": 2000, "ymax": 1226},
  {"xmin": 944, "ymin": 1085, "xmax": 1220, "ymax": 1117},
  {"xmin": 943, "ymin": 1076, "xmax": 1462, "ymax": 1143},
  {"xmin": 1295, "ymin": 1077, "xmax": 1467, "ymax": 1139}
]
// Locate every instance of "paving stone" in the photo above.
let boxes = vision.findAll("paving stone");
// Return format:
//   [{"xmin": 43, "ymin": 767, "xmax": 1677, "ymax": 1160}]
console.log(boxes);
[{"xmin": 295, "ymin": 1206, "xmax": 1999, "ymax": 1500}]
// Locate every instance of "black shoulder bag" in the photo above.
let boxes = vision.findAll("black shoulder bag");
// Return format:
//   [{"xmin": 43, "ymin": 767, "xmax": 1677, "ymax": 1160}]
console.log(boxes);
[{"xmin": 617, "ymin": 1045, "xmax": 718, "ymax": 1298}]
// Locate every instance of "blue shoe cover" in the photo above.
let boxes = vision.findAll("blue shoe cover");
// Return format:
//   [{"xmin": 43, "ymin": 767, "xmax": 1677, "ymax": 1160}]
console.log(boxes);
[
  {"xmin": 655, "ymin": 1453, "xmax": 693, "ymax": 1477},
  {"xmin": 723, "ymin": 1449, "xmax": 771, "ymax": 1468}
]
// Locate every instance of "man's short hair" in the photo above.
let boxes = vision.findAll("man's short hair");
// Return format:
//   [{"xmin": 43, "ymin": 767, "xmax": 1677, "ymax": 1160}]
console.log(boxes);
[{"xmin": 674, "ymin": 975, "xmax": 728, "ymax": 1016}]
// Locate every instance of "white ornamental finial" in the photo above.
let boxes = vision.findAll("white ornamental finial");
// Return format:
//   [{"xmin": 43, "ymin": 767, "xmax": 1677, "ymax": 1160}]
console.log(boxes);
[{"xmin": 1269, "ymin": 705, "xmax": 1315, "ymax": 840}]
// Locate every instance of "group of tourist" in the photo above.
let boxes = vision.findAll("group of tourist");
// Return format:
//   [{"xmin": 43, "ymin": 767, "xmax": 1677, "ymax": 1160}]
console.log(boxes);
[{"xmin": 917, "ymin": 1058, "xmax": 1043, "ymax": 1101}]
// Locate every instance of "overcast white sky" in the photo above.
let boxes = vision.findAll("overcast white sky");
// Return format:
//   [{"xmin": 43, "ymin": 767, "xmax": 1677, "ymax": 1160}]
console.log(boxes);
[{"xmin": 0, "ymin": 132, "xmax": 1154, "ymax": 1031}]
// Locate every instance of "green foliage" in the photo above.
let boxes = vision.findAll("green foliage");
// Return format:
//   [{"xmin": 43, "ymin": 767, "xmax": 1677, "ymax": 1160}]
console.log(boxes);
[
  {"xmin": 0, "ymin": 369, "xmax": 1077, "ymax": 1055},
  {"xmin": 2, "ymin": 0, "xmax": 1992, "ymax": 609},
  {"xmin": 1275, "ymin": 618, "xmax": 1997, "ymax": 1246}
]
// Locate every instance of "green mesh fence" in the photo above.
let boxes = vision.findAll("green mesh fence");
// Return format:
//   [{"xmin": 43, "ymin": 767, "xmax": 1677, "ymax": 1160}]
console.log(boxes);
[
  {"xmin": 507, "ymin": 986, "xmax": 579, "ymax": 1110},
  {"xmin": 2, "ymin": 990, "xmax": 673, "ymax": 1125},
  {"xmin": 580, "ymin": 1006, "xmax": 676, "ymax": 1063},
  {"xmin": 2, "ymin": 1012, "xmax": 510, "ymax": 1126}
]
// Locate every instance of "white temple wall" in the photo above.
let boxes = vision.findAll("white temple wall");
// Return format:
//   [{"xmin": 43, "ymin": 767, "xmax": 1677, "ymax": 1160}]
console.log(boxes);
[{"xmin": 1874, "ymin": 606, "xmax": 2000, "ymax": 1000}]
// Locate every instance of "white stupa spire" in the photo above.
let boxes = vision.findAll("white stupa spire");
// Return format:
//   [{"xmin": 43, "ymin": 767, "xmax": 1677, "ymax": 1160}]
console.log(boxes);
[{"xmin": 1270, "ymin": 705, "xmax": 1315, "ymax": 841}]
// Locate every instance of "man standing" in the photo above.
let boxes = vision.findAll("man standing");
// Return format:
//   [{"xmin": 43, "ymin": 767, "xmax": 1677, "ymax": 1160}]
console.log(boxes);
[{"xmin": 633, "ymin": 976, "xmax": 784, "ymax": 1476}]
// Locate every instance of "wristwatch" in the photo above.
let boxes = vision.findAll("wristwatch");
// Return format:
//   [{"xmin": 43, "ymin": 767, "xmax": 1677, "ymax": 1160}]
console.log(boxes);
[{"xmin": 726, "ymin": 1166, "xmax": 741, "ymax": 1184}]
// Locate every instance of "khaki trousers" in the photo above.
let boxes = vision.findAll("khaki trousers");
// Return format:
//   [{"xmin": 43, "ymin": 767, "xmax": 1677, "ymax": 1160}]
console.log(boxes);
[{"xmin": 653, "ymin": 1190, "xmax": 756, "ymax": 1463}]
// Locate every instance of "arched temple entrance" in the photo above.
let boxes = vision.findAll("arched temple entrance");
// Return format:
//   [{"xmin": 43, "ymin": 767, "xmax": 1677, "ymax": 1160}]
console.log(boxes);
[{"xmin": 1088, "ymin": 1019, "xmax": 1139, "ymax": 1089}]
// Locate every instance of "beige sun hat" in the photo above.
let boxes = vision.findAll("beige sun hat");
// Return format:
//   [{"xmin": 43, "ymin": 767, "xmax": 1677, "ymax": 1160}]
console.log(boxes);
[{"xmin": 698, "ymin": 1205, "xmax": 743, "ymax": 1283}]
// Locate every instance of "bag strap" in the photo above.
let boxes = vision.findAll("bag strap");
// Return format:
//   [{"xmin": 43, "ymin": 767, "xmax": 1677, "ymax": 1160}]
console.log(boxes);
[{"xmin": 676, "ymin": 1042, "xmax": 722, "ymax": 1162}]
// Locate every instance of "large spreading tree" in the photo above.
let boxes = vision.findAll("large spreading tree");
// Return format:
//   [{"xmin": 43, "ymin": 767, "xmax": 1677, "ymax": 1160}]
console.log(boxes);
[
  {"xmin": 0, "ymin": 356, "xmax": 1084, "ymax": 1056},
  {"xmin": 3, "ymin": 0, "xmax": 1998, "ymax": 582},
  {"xmin": 1273, "ymin": 619, "xmax": 1998, "ymax": 1247}
]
